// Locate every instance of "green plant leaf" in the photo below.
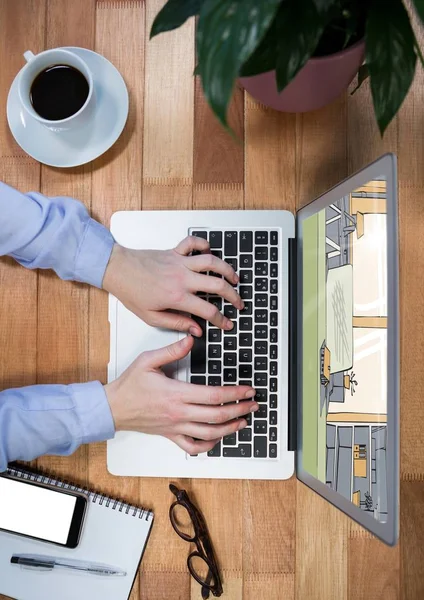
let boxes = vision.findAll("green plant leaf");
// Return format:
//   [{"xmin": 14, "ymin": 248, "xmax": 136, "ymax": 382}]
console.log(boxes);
[
  {"xmin": 150, "ymin": 0, "xmax": 202, "ymax": 39},
  {"xmin": 412, "ymin": 0, "xmax": 424, "ymax": 23},
  {"xmin": 275, "ymin": 0, "xmax": 326, "ymax": 92},
  {"xmin": 240, "ymin": 18, "xmax": 278, "ymax": 77},
  {"xmin": 366, "ymin": 0, "xmax": 417, "ymax": 135},
  {"xmin": 196, "ymin": 0, "xmax": 281, "ymax": 128},
  {"xmin": 350, "ymin": 63, "xmax": 370, "ymax": 95},
  {"xmin": 312, "ymin": 0, "xmax": 335, "ymax": 12}
]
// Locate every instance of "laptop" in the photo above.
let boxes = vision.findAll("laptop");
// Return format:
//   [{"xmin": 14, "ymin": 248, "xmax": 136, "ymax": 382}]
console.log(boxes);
[{"xmin": 107, "ymin": 153, "xmax": 399, "ymax": 545}]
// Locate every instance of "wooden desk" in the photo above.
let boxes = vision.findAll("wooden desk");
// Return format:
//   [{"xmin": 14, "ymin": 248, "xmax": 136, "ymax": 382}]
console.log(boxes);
[{"xmin": 0, "ymin": 1, "xmax": 423, "ymax": 599}]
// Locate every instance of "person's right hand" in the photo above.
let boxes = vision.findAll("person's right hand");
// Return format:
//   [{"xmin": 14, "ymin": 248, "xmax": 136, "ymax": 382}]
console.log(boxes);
[{"xmin": 104, "ymin": 336, "xmax": 258, "ymax": 455}]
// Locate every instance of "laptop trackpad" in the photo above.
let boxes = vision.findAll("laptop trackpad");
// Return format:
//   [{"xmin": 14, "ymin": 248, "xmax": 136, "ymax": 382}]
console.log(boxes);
[{"xmin": 115, "ymin": 302, "xmax": 182, "ymax": 380}]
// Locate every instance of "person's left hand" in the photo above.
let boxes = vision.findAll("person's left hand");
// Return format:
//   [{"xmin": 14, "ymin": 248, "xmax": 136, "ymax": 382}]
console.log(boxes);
[{"xmin": 102, "ymin": 237, "xmax": 243, "ymax": 336}]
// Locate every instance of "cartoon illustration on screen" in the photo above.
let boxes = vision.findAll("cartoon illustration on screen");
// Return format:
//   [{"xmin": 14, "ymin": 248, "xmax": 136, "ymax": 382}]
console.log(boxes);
[{"xmin": 302, "ymin": 177, "xmax": 388, "ymax": 523}]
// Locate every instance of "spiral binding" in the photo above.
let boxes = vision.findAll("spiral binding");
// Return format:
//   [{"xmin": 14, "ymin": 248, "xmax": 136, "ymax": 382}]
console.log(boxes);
[{"xmin": 6, "ymin": 465, "xmax": 153, "ymax": 522}]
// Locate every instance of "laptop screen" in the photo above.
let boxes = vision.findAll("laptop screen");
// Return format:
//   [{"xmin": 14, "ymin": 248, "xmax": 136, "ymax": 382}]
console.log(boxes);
[{"xmin": 296, "ymin": 155, "xmax": 399, "ymax": 545}]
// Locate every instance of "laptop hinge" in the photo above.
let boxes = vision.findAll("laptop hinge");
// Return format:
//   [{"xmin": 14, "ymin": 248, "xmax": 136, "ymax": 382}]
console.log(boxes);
[{"xmin": 288, "ymin": 237, "xmax": 297, "ymax": 452}]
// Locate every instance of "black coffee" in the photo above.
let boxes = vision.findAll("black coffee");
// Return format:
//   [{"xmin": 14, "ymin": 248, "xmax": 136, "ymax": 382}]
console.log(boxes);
[{"xmin": 30, "ymin": 64, "xmax": 89, "ymax": 121}]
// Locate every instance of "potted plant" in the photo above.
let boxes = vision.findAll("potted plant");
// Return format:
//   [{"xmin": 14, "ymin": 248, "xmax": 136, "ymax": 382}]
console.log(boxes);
[{"xmin": 151, "ymin": 0, "xmax": 424, "ymax": 135}]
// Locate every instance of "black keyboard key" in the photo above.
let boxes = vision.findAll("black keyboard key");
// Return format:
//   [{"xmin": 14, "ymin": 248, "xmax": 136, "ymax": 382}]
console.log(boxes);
[
  {"xmin": 223, "ymin": 433, "xmax": 237, "ymax": 445},
  {"xmin": 255, "ymin": 294, "xmax": 268, "ymax": 307},
  {"xmin": 255, "ymin": 262, "xmax": 268, "ymax": 276},
  {"xmin": 270, "ymin": 427, "xmax": 277, "ymax": 441},
  {"xmin": 240, "ymin": 317, "xmax": 253, "ymax": 331},
  {"xmin": 255, "ymin": 357, "xmax": 268, "ymax": 371},
  {"xmin": 208, "ymin": 376, "xmax": 222, "ymax": 386},
  {"xmin": 239, "ymin": 428, "xmax": 252, "ymax": 442},
  {"xmin": 225, "ymin": 258, "xmax": 237, "ymax": 271},
  {"xmin": 255, "ymin": 247, "xmax": 268, "ymax": 260},
  {"xmin": 240, "ymin": 286, "xmax": 253, "ymax": 300},
  {"xmin": 240, "ymin": 270, "xmax": 253, "ymax": 284},
  {"xmin": 270, "ymin": 362, "xmax": 278, "ymax": 376},
  {"xmin": 270, "ymin": 329, "xmax": 278, "ymax": 343},
  {"xmin": 255, "ymin": 309, "xmax": 268, "ymax": 323},
  {"xmin": 239, "ymin": 380, "xmax": 252, "ymax": 387},
  {"xmin": 270, "ymin": 411, "xmax": 278, "ymax": 425},
  {"xmin": 211, "ymin": 250, "xmax": 222, "ymax": 259},
  {"xmin": 240, "ymin": 232, "xmax": 253, "ymax": 252},
  {"xmin": 208, "ymin": 441, "xmax": 221, "ymax": 457},
  {"xmin": 224, "ymin": 353, "xmax": 237, "ymax": 366},
  {"xmin": 270, "ymin": 263, "xmax": 278, "ymax": 278},
  {"xmin": 239, "ymin": 333, "xmax": 253, "ymax": 347},
  {"xmin": 255, "ymin": 341, "xmax": 268, "ymax": 355},
  {"xmin": 239, "ymin": 349, "xmax": 252, "ymax": 363},
  {"xmin": 270, "ymin": 313, "xmax": 278, "ymax": 327},
  {"xmin": 191, "ymin": 376, "xmax": 206, "ymax": 385},
  {"xmin": 224, "ymin": 368, "xmax": 237, "ymax": 383},
  {"xmin": 246, "ymin": 412, "xmax": 252, "ymax": 426},
  {"xmin": 224, "ymin": 337, "xmax": 237, "ymax": 351},
  {"xmin": 192, "ymin": 231, "xmax": 207, "ymax": 240},
  {"xmin": 240, "ymin": 254, "xmax": 253, "ymax": 268},
  {"xmin": 270, "ymin": 231, "xmax": 278, "ymax": 245},
  {"xmin": 254, "ymin": 325, "xmax": 268, "ymax": 339},
  {"xmin": 224, "ymin": 231, "xmax": 237, "ymax": 256},
  {"xmin": 255, "ymin": 389, "xmax": 267, "ymax": 402},
  {"xmin": 191, "ymin": 317, "xmax": 206, "ymax": 373},
  {"xmin": 270, "ymin": 378, "xmax": 278, "ymax": 392},
  {"xmin": 254, "ymin": 421, "xmax": 267, "ymax": 434},
  {"xmin": 239, "ymin": 365, "xmax": 253, "ymax": 379},
  {"xmin": 270, "ymin": 296, "xmax": 278, "ymax": 310},
  {"xmin": 224, "ymin": 304, "xmax": 237, "ymax": 319},
  {"xmin": 209, "ymin": 361, "xmax": 221, "ymax": 374},
  {"xmin": 208, "ymin": 345, "xmax": 221, "ymax": 359},
  {"xmin": 209, "ymin": 296, "xmax": 222, "ymax": 311},
  {"xmin": 270, "ymin": 395, "xmax": 278, "ymax": 409},
  {"xmin": 240, "ymin": 301, "xmax": 252, "ymax": 316},
  {"xmin": 208, "ymin": 328, "xmax": 221, "ymax": 343},
  {"xmin": 224, "ymin": 321, "xmax": 237, "ymax": 335},
  {"xmin": 270, "ymin": 247, "xmax": 278, "ymax": 261},
  {"xmin": 255, "ymin": 405, "xmax": 267, "ymax": 419},
  {"xmin": 255, "ymin": 278, "xmax": 268, "ymax": 292},
  {"xmin": 269, "ymin": 444, "xmax": 277, "ymax": 458},
  {"xmin": 270, "ymin": 280, "xmax": 278, "ymax": 294},
  {"xmin": 255, "ymin": 231, "xmax": 268, "ymax": 245},
  {"xmin": 209, "ymin": 231, "xmax": 222, "ymax": 248},
  {"xmin": 224, "ymin": 444, "xmax": 252, "ymax": 458},
  {"xmin": 254, "ymin": 437, "xmax": 267, "ymax": 457},
  {"xmin": 254, "ymin": 373, "xmax": 268, "ymax": 387}
]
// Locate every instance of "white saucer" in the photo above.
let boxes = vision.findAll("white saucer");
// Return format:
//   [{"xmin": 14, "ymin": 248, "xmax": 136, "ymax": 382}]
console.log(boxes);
[{"xmin": 7, "ymin": 47, "xmax": 129, "ymax": 168}]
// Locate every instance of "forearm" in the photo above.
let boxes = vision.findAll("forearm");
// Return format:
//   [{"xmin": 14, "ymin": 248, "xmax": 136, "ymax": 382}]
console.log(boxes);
[
  {"xmin": 0, "ymin": 182, "xmax": 115, "ymax": 287},
  {"xmin": 0, "ymin": 381, "xmax": 115, "ymax": 472}
]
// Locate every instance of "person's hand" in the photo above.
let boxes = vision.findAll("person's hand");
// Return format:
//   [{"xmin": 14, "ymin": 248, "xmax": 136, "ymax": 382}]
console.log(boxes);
[
  {"xmin": 104, "ymin": 336, "xmax": 258, "ymax": 455},
  {"xmin": 102, "ymin": 236, "xmax": 243, "ymax": 336}
]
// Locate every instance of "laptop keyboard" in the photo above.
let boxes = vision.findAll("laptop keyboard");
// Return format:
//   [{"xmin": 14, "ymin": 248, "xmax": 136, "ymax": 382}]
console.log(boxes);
[{"xmin": 189, "ymin": 229, "xmax": 280, "ymax": 460}]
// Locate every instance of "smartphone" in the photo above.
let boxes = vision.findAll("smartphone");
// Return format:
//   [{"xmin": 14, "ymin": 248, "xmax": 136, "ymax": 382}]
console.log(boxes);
[{"xmin": 0, "ymin": 474, "xmax": 87, "ymax": 548}]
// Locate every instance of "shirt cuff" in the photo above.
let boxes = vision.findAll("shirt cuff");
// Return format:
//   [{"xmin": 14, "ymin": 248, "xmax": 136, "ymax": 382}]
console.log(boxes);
[
  {"xmin": 70, "ymin": 381, "xmax": 115, "ymax": 444},
  {"xmin": 73, "ymin": 218, "xmax": 115, "ymax": 288}
]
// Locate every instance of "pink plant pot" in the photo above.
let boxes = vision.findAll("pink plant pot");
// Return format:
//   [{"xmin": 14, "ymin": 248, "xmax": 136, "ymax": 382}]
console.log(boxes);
[{"xmin": 239, "ymin": 39, "xmax": 365, "ymax": 113}]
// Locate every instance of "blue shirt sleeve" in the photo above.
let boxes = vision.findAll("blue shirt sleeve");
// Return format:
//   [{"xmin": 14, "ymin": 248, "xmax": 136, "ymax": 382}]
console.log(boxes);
[
  {"xmin": 0, "ymin": 182, "xmax": 115, "ymax": 288},
  {"xmin": 0, "ymin": 382, "xmax": 116, "ymax": 472},
  {"xmin": 0, "ymin": 183, "xmax": 117, "ymax": 471}
]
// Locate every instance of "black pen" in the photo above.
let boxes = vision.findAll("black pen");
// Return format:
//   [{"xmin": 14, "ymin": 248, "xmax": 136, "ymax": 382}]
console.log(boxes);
[{"xmin": 11, "ymin": 554, "xmax": 126, "ymax": 577}]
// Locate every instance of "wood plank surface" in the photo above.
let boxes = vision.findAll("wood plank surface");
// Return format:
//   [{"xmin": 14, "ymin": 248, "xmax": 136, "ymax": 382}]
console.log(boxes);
[{"xmin": 1, "ymin": 1, "xmax": 424, "ymax": 600}]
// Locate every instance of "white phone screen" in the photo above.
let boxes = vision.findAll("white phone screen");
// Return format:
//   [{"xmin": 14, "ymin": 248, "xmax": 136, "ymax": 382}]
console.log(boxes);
[{"xmin": 0, "ymin": 477, "xmax": 77, "ymax": 544}]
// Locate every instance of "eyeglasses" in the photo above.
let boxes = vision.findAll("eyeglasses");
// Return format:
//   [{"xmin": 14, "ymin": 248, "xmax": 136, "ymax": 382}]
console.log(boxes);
[{"xmin": 169, "ymin": 484, "xmax": 223, "ymax": 599}]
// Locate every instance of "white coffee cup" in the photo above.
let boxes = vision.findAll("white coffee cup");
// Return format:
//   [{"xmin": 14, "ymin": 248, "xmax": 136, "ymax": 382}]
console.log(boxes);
[{"xmin": 18, "ymin": 48, "xmax": 95, "ymax": 132}]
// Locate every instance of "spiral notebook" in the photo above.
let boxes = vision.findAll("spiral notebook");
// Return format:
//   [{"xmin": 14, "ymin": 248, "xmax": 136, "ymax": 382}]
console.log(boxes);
[{"xmin": 0, "ymin": 465, "xmax": 153, "ymax": 600}]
